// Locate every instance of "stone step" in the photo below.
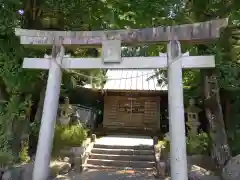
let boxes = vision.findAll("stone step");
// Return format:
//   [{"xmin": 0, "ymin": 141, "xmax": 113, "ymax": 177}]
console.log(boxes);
[
  {"xmin": 83, "ymin": 164, "xmax": 155, "ymax": 171},
  {"xmin": 94, "ymin": 128, "xmax": 160, "ymax": 137},
  {"xmin": 90, "ymin": 153, "xmax": 155, "ymax": 161},
  {"xmin": 87, "ymin": 159, "xmax": 155, "ymax": 168},
  {"xmin": 94, "ymin": 144, "xmax": 153, "ymax": 150},
  {"xmin": 91, "ymin": 148, "xmax": 154, "ymax": 156}
]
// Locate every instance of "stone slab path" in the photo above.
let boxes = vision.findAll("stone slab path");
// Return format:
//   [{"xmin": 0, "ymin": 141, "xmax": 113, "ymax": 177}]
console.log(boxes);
[{"xmin": 55, "ymin": 135, "xmax": 159, "ymax": 180}]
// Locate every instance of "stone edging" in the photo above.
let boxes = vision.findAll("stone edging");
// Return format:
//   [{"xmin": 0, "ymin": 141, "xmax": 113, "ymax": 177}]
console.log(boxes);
[
  {"xmin": 153, "ymin": 136, "xmax": 165, "ymax": 178},
  {"xmin": 71, "ymin": 134, "xmax": 96, "ymax": 173}
]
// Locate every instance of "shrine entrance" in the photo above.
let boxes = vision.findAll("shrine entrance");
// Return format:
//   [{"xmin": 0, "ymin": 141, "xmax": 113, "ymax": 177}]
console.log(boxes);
[
  {"xmin": 15, "ymin": 18, "xmax": 228, "ymax": 180},
  {"xmin": 103, "ymin": 93, "xmax": 160, "ymax": 131}
]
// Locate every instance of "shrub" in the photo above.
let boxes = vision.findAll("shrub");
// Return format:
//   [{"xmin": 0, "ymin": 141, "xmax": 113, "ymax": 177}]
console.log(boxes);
[
  {"xmin": 19, "ymin": 141, "xmax": 30, "ymax": 163},
  {"xmin": 52, "ymin": 124, "xmax": 87, "ymax": 155},
  {"xmin": 0, "ymin": 149, "xmax": 14, "ymax": 168},
  {"xmin": 0, "ymin": 135, "xmax": 14, "ymax": 167},
  {"xmin": 187, "ymin": 132, "xmax": 210, "ymax": 155},
  {"xmin": 158, "ymin": 140, "xmax": 170, "ymax": 152}
]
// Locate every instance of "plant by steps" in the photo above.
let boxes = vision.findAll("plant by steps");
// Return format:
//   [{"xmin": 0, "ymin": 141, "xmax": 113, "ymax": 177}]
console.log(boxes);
[
  {"xmin": 52, "ymin": 124, "xmax": 87, "ymax": 155},
  {"xmin": 158, "ymin": 140, "xmax": 170, "ymax": 152},
  {"xmin": 158, "ymin": 132, "xmax": 210, "ymax": 155},
  {"xmin": 187, "ymin": 132, "xmax": 210, "ymax": 155},
  {"xmin": 19, "ymin": 141, "xmax": 30, "ymax": 163}
]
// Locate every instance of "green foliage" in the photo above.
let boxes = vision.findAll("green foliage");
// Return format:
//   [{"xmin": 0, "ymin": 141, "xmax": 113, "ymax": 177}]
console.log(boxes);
[
  {"xmin": 158, "ymin": 132, "xmax": 210, "ymax": 155},
  {"xmin": 19, "ymin": 141, "xmax": 30, "ymax": 163},
  {"xmin": 226, "ymin": 92, "xmax": 240, "ymax": 155},
  {"xmin": 158, "ymin": 140, "xmax": 170, "ymax": 152},
  {"xmin": 0, "ymin": 150, "xmax": 14, "ymax": 167},
  {"xmin": 0, "ymin": 0, "xmax": 106, "ymax": 163},
  {"xmin": 52, "ymin": 124, "xmax": 87, "ymax": 155},
  {"xmin": 187, "ymin": 132, "xmax": 210, "ymax": 155},
  {"xmin": 0, "ymin": 134, "xmax": 14, "ymax": 167}
]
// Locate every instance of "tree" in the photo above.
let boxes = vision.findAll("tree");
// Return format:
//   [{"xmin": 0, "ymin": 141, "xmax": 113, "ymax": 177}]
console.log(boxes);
[
  {"xmin": 1, "ymin": 0, "xmax": 240, "ymax": 165},
  {"xmin": 0, "ymin": 0, "xmax": 107, "ymax": 162}
]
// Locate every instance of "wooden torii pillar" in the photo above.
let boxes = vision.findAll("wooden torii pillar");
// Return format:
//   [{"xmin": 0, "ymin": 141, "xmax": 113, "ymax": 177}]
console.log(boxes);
[{"xmin": 15, "ymin": 18, "xmax": 228, "ymax": 180}]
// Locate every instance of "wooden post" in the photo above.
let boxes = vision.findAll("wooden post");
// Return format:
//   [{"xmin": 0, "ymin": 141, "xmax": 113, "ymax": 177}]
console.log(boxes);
[
  {"xmin": 167, "ymin": 40, "xmax": 188, "ymax": 180},
  {"xmin": 32, "ymin": 42, "xmax": 64, "ymax": 180}
]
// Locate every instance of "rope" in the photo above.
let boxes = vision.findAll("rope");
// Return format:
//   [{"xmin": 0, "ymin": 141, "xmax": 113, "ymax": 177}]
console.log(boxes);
[
  {"xmin": 50, "ymin": 39, "xmax": 183, "ymax": 85},
  {"xmin": 49, "ymin": 54, "xmax": 158, "ymax": 81}
]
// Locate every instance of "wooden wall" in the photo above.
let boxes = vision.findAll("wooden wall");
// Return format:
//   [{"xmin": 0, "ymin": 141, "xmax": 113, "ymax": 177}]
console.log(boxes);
[{"xmin": 103, "ymin": 94, "xmax": 161, "ymax": 131}]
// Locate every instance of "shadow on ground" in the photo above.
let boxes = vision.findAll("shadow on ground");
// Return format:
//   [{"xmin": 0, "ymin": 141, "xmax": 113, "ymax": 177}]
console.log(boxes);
[{"xmin": 55, "ymin": 169, "xmax": 157, "ymax": 180}]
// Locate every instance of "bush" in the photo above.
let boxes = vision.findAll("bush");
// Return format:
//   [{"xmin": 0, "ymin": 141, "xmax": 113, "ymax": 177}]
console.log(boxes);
[
  {"xmin": 158, "ymin": 132, "xmax": 210, "ymax": 155},
  {"xmin": 52, "ymin": 124, "xmax": 87, "ymax": 155},
  {"xmin": 187, "ymin": 132, "xmax": 210, "ymax": 155},
  {"xmin": 19, "ymin": 141, "xmax": 30, "ymax": 163},
  {"xmin": 0, "ymin": 135, "xmax": 14, "ymax": 167},
  {"xmin": 158, "ymin": 140, "xmax": 170, "ymax": 152},
  {"xmin": 0, "ymin": 149, "xmax": 14, "ymax": 168}
]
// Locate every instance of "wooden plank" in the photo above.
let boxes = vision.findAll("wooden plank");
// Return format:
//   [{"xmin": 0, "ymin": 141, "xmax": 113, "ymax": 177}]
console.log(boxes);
[
  {"xmin": 15, "ymin": 18, "xmax": 228, "ymax": 46},
  {"xmin": 23, "ymin": 56, "xmax": 215, "ymax": 69}
]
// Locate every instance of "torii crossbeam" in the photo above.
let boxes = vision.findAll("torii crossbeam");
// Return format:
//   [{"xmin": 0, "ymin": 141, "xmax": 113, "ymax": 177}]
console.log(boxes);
[{"xmin": 15, "ymin": 18, "xmax": 227, "ymax": 180}]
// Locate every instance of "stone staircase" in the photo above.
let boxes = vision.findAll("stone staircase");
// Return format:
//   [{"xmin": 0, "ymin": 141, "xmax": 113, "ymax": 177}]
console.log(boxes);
[
  {"xmin": 94, "ymin": 127, "xmax": 161, "ymax": 137},
  {"xmin": 84, "ymin": 136, "xmax": 156, "ymax": 171}
]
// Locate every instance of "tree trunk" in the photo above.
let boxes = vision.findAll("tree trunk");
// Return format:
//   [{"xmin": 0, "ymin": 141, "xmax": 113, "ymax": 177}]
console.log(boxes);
[{"xmin": 203, "ymin": 70, "xmax": 231, "ymax": 168}]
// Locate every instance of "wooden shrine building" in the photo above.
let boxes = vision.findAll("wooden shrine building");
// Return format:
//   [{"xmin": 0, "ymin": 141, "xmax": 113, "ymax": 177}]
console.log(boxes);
[{"xmin": 85, "ymin": 69, "xmax": 168, "ymax": 132}]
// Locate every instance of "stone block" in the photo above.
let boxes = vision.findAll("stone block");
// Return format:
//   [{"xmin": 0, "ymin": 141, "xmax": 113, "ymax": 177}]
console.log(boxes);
[
  {"xmin": 102, "ymin": 40, "xmax": 121, "ymax": 63},
  {"xmin": 222, "ymin": 154, "xmax": 240, "ymax": 180},
  {"xmin": 91, "ymin": 134, "xmax": 96, "ymax": 142}
]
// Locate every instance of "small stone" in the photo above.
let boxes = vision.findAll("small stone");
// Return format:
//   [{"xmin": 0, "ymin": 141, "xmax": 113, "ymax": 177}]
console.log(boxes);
[
  {"xmin": 72, "ymin": 157, "xmax": 83, "ymax": 173},
  {"xmin": 58, "ymin": 163, "xmax": 71, "ymax": 175},
  {"xmin": 157, "ymin": 161, "xmax": 166, "ymax": 177},
  {"xmin": 2, "ymin": 167, "xmax": 22, "ymax": 180},
  {"xmin": 71, "ymin": 147, "xmax": 84, "ymax": 156},
  {"xmin": 222, "ymin": 154, "xmax": 240, "ymax": 180},
  {"xmin": 187, "ymin": 155, "xmax": 216, "ymax": 172},
  {"xmin": 91, "ymin": 134, "xmax": 96, "ymax": 142},
  {"xmin": 188, "ymin": 165, "xmax": 220, "ymax": 180},
  {"xmin": 2, "ymin": 170, "xmax": 11, "ymax": 180},
  {"xmin": 21, "ymin": 163, "xmax": 34, "ymax": 180},
  {"xmin": 63, "ymin": 157, "xmax": 70, "ymax": 162}
]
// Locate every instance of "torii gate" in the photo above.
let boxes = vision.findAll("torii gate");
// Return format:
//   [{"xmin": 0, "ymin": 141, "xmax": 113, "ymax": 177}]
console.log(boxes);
[{"xmin": 15, "ymin": 18, "xmax": 228, "ymax": 180}]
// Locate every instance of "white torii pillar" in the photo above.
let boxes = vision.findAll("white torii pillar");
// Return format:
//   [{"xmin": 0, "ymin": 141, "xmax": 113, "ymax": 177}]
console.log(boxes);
[
  {"xmin": 32, "ymin": 43, "xmax": 64, "ymax": 180},
  {"xmin": 167, "ymin": 40, "xmax": 188, "ymax": 180},
  {"xmin": 19, "ymin": 39, "xmax": 215, "ymax": 180}
]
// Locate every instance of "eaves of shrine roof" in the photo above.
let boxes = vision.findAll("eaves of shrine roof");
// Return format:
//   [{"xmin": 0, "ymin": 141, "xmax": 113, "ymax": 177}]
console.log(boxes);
[{"xmin": 84, "ymin": 69, "xmax": 168, "ymax": 91}]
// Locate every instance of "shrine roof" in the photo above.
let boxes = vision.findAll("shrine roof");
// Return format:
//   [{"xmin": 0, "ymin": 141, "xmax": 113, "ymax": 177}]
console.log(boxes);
[{"xmin": 84, "ymin": 69, "xmax": 168, "ymax": 91}]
